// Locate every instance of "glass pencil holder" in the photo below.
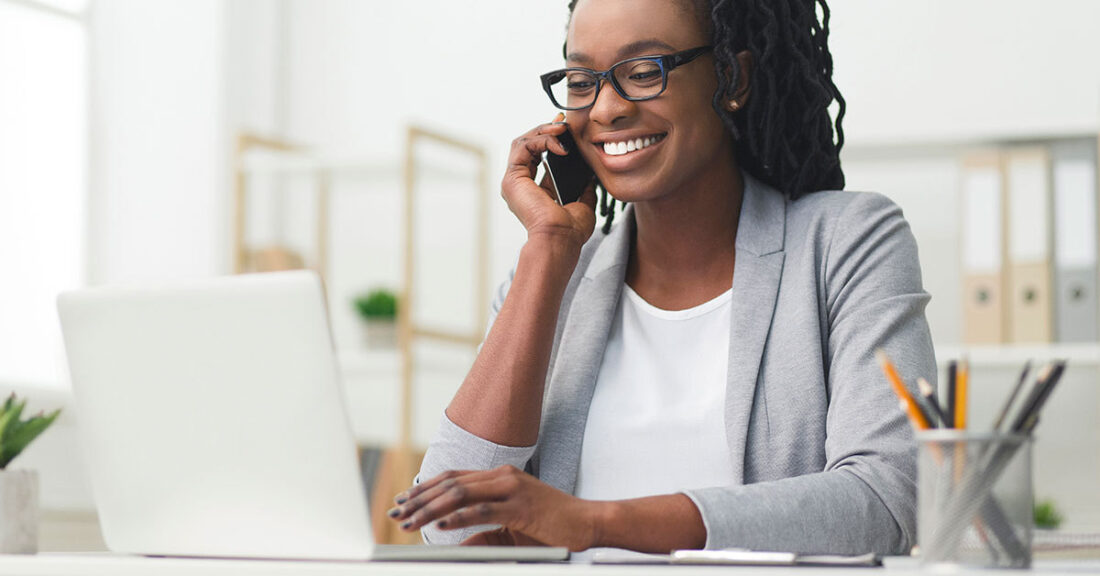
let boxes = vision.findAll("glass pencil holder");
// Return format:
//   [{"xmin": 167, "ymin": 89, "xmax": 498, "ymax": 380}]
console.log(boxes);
[{"xmin": 917, "ymin": 430, "xmax": 1033, "ymax": 569}]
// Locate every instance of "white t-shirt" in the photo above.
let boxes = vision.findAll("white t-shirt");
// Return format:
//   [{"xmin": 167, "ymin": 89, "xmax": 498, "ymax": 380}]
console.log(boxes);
[{"xmin": 573, "ymin": 284, "xmax": 736, "ymax": 502}]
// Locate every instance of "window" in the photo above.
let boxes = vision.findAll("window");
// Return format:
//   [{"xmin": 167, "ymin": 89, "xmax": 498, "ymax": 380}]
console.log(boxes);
[{"xmin": 0, "ymin": 0, "xmax": 88, "ymax": 387}]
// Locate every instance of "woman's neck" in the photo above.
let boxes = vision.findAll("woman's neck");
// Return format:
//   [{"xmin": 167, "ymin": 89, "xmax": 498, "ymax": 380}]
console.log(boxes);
[{"xmin": 625, "ymin": 159, "xmax": 744, "ymax": 311}]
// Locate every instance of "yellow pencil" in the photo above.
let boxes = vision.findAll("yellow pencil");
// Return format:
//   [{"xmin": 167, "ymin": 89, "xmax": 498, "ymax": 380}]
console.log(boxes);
[
  {"xmin": 876, "ymin": 349, "xmax": 930, "ymax": 430},
  {"xmin": 955, "ymin": 357, "xmax": 969, "ymax": 429}
]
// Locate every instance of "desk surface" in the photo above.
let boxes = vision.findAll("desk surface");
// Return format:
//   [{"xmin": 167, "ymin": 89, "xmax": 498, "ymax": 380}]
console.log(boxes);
[{"xmin": 0, "ymin": 554, "xmax": 1099, "ymax": 576}]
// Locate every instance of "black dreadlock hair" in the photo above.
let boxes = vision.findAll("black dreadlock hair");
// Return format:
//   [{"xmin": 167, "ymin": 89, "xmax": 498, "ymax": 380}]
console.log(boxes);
[{"xmin": 565, "ymin": 0, "xmax": 846, "ymax": 234}]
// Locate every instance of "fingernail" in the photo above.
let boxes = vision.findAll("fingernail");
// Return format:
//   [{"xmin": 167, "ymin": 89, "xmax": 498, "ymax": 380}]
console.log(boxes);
[
  {"xmin": 394, "ymin": 496, "xmax": 407, "ymax": 505},
  {"xmin": 553, "ymin": 112, "xmax": 565, "ymax": 122},
  {"xmin": 437, "ymin": 520, "xmax": 448, "ymax": 528},
  {"xmin": 401, "ymin": 521, "xmax": 412, "ymax": 530},
  {"xmin": 387, "ymin": 507, "xmax": 401, "ymax": 518}
]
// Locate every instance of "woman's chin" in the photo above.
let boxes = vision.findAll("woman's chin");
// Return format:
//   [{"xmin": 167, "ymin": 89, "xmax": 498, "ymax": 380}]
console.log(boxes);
[{"xmin": 598, "ymin": 186, "xmax": 659, "ymax": 207}]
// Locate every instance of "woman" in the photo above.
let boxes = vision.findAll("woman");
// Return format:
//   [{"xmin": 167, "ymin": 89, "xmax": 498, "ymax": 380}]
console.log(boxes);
[{"xmin": 388, "ymin": 0, "xmax": 935, "ymax": 555}]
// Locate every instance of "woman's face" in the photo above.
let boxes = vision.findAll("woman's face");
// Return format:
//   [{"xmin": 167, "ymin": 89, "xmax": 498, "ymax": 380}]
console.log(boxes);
[{"xmin": 565, "ymin": 0, "xmax": 734, "ymax": 204}]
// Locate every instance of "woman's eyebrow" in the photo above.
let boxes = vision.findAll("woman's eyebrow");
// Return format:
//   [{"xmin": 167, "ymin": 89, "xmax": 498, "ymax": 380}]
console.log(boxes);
[{"xmin": 566, "ymin": 39, "xmax": 679, "ymax": 65}]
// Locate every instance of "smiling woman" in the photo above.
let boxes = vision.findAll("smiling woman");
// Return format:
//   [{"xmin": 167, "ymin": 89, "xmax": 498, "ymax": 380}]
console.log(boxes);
[{"xmin": 391, "ymin": 0, "xmax": 935, "ymax": 557}]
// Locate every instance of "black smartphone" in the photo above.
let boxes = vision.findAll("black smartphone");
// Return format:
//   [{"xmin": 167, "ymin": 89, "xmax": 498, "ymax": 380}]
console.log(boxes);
[{"xmin": 541, "ymin": 130, "xmax": 594, "ymax": 205}]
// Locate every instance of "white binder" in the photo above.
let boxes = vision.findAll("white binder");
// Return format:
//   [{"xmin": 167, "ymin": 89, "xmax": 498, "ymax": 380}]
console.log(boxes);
[{"xmin": 1052, "ymin": 139, "xmax": 1099, "ymax": 342}]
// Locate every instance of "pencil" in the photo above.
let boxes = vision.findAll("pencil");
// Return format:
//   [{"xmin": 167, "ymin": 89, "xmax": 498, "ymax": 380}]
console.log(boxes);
[
  {"xmin": 992, "ymin": 361, "xmax": 1031, "ymax": 432},
  {"xmin": 917, "ymin": 378, "xmax": 946, "ymax": 428},
  {"xmin": 955, "ymin": 357, "xmax": 969, "ymax": 430},
  {"xmin": 1010, "ymin": 362, "xmax": 1066, "ymax": 434},
  {"xmin": 946, "ymin": 360, "xmax": 957, "ymax": 428},
  {"xmin": 876, "ymin": 349, "xmax": 930, "ymax": 430}
]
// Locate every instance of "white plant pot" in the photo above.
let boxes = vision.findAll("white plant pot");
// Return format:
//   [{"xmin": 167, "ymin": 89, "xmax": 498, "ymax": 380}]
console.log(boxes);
[
  {"xmin": 363, "ymin": 319, "xmax": 397, "ymax": 349},
  {"xmin": 0, "ymin": 469, "xmax": 39, "ymax": 554}
]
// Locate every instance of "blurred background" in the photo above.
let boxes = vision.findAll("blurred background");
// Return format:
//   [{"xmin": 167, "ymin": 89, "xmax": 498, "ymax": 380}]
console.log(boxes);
[{"xmin": 1, "ymin": 0, "xmax": 1099, "ymax": 552}]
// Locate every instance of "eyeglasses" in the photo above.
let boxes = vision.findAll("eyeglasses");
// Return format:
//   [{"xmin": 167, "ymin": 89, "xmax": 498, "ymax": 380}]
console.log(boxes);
[{"xmin": 540, "ymin": 46, "xmax": 712, "ymax": 111}]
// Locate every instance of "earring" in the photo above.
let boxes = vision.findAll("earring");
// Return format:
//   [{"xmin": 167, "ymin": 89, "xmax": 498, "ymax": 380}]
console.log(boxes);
[{"xmin": 725, "ymin": 100, "xmax": 741, "ymax": 112}]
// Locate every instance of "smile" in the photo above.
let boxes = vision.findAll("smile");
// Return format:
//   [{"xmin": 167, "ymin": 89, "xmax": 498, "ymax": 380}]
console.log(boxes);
[{"xmin": 600, "ymin": 134, "xmax": 666, "ymax": 156}]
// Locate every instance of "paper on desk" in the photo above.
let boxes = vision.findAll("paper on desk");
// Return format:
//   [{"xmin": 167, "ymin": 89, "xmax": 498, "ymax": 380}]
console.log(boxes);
[
  {"xmin": 672, "ymin": 549, "xmax": 881, "ymax": 567},
  {"xmin": 588, "ymin": 549, "xmax": 671, "ymax": 564}
]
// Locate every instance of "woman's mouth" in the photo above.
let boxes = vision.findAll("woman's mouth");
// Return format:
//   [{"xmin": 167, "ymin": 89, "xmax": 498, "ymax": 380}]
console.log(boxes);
[{"xmin": 600, "ymin": 134, "xmax": 666, "ymax": 156}]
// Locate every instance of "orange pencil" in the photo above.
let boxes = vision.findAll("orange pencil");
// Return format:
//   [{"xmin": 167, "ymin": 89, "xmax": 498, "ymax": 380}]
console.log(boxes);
[
  {"xmin": 955, "ymin": 357, "xmax": 969, "ymax": 429},
  {"xmin": 876, "ymin": 349, "xmax": 930, "ymax": 430}
]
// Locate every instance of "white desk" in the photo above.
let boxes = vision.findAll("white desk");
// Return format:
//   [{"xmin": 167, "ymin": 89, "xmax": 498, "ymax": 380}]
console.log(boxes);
[{"xmin": 0, "ymin": 555, "xmax": 1098, "ymax": 576}]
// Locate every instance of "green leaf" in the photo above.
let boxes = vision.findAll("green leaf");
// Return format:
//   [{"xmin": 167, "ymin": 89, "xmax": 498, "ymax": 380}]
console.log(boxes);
[
  {"xmin": 0, "ymin": 398, "xmax": 26, "ymax": 443},
  {"xmin": 0, "ymin": 409, "xmax": 61, "ymax": 469},
  {"xmin": 0, "ymin": 409, "xmax": 15, "ymax": 448}
]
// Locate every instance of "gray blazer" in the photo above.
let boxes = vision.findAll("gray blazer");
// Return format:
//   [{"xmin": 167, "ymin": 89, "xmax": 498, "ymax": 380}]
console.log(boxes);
[{"xmin": 418, "ymin": 174, "xmax": 936, "ymax": 555}]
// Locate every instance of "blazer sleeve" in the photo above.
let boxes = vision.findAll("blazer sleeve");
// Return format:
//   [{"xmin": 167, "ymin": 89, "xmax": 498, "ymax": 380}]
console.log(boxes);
[
  {"xmin": 682, "ymin": 192, "xmax": 934, "ymax": 555},
  {"xmin": 416, "ymin": 266, "xmax": 539, "ymax": 545}
]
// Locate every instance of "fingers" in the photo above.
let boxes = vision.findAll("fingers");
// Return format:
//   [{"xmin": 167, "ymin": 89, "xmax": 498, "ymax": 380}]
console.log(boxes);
[
  {"xmin": 434, "ymin": 499, "xmax": 514, "ymax": 532},
  {"xmin": 392, "ymin": 469, "xmax": 474, "ymax": 505},
  {"xmin": 505, "ymin": 119, "xmax": 571, "ymax": 182},
  {"xmin": 393, "ymin": 477, "xmax": 504, "ymax": 532},
  {"xmin": 506, "ymin": 132, "xmax": 568, "ymax": 181}
]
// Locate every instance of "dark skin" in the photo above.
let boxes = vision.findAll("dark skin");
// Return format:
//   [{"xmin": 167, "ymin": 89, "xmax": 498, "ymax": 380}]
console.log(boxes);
[{"xmin": 388, "ymin": 0, "xmax": 753, "ymax": 552}]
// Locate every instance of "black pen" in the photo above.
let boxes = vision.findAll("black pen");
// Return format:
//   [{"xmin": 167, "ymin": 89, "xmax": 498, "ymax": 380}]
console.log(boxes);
[{"xmin": 917, "ymin": 378, "xmax": 946, "ymax": 428}]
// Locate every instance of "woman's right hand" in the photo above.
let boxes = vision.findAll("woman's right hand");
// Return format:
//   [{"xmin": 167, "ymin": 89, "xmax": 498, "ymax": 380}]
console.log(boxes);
[{"xmin": 502, "ymin": 116, "xmax": 598, "ymax": 251}]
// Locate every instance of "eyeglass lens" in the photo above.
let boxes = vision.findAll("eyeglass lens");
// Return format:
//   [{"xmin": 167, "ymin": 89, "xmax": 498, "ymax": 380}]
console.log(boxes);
[{"xmin": 547, "ymin": 58, "xmax": 665, "ymax": 109}]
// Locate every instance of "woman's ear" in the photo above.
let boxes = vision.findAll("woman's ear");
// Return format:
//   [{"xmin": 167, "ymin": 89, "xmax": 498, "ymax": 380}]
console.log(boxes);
[{"xmin": 722, "ymin": 50, "xmax": 753, "ymax": 112}]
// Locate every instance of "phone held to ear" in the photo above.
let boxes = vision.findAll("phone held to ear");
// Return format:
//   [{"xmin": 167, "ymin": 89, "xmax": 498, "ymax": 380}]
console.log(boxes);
[{"xmin": 541, "ymin": 130, "xmax": 595, "ymax": 205}]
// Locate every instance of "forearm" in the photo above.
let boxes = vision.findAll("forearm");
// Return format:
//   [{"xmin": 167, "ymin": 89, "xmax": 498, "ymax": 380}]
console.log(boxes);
[
  {"xmin": 594, "ymin": 494, "xmax": 706, "ymax": 553},
  {"xmin": 684, "ymin": 468, "xmax": 911, "ymax": 554},
  {"xmin": 447, "ymin": 235, "xmax": 581, "ymax": 447}
]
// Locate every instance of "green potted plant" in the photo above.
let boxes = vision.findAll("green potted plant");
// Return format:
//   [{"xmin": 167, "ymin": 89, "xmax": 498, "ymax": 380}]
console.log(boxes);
[
  {"xmin": 0, "ymin": 393, "xmax": 61, "ymax": 554},
  {"xmin": 1034, "ymin": 499, "xmax": 1063, "ymax": 530},
  {"xmin": 353, "ymin": 289, "xmax": 399, "ymax": 348}
]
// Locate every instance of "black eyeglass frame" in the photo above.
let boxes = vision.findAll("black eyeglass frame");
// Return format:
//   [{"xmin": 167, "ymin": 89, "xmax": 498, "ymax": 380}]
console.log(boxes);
[{"xmin": 540, "ymin": 45, "xmax": 713, "ymax": 111}]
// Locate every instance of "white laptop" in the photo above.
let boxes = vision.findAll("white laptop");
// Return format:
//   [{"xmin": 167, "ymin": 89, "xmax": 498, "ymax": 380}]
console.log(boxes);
[{"xmin": 57, "ymin": 271, "xmax": 567, "ymax": 563}]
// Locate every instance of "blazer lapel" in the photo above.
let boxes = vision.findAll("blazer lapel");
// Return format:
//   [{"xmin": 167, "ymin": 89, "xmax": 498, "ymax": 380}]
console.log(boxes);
[
  {"xmin": 724, "ymin": 174, "xmax": 786, "ymax": 484},
  {"xmin": 536, "ymin": 212, "xmax": 632, "ymax": 494}
]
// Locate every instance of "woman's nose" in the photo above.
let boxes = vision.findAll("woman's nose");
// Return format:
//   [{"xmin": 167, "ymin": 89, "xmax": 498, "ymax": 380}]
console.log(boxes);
[{"xmin": 588, "ymin": 80, "xmax": 636, "ymax": 126}]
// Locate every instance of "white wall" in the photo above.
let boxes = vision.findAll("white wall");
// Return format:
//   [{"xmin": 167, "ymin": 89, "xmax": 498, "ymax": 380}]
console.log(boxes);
[
  {"xmin": 88, "ymin": 0, "xmax": 227, "ymax": 284},
  {"xmin": 830, "ymin": 0, "xmax": 1100, "ymax": 146}
]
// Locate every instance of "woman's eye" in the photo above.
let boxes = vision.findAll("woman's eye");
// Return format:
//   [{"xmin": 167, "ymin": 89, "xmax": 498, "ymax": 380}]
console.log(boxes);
[
  {"xmin": 620, "ymin": 62, "xmax": 662, "ymax": 85},
  {"xmin": 567, "ymin": 80, "xmax": 596, "ymax": 93}
]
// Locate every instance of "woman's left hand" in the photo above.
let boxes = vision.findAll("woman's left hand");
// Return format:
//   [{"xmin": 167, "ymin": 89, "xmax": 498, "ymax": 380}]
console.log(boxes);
[{"xmin": 389, "ymin": 465, "xmax": 602, "ymax": 552}]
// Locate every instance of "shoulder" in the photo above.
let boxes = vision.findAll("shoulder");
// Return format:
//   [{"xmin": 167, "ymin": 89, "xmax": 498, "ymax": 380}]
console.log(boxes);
[
  {"xmin": 787, "ymin": 189, "xmax": 904, "ymax": 237},
  {"xmin": 783, "ymin": 189, "xmax": 912, "ymax": 257}
]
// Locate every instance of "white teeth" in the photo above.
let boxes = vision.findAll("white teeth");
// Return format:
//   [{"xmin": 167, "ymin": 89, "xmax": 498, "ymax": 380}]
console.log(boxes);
[{"xmin": 602, "ymin": 135, "xmax": 662, "ymax": 156}]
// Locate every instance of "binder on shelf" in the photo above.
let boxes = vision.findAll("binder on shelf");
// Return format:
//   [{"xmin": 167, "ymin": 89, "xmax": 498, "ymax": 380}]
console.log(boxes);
[
  {"xmin": 1004, "ymin": 146, "xmax": 1054, "ymax": 344},
  {"xmin": 961, "ymin": 151, "xmax": 1007, "ymax": 345},
  {"xmin": 1052, "ymin": 139, "xmax": 1099, "ymax": 342}
]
